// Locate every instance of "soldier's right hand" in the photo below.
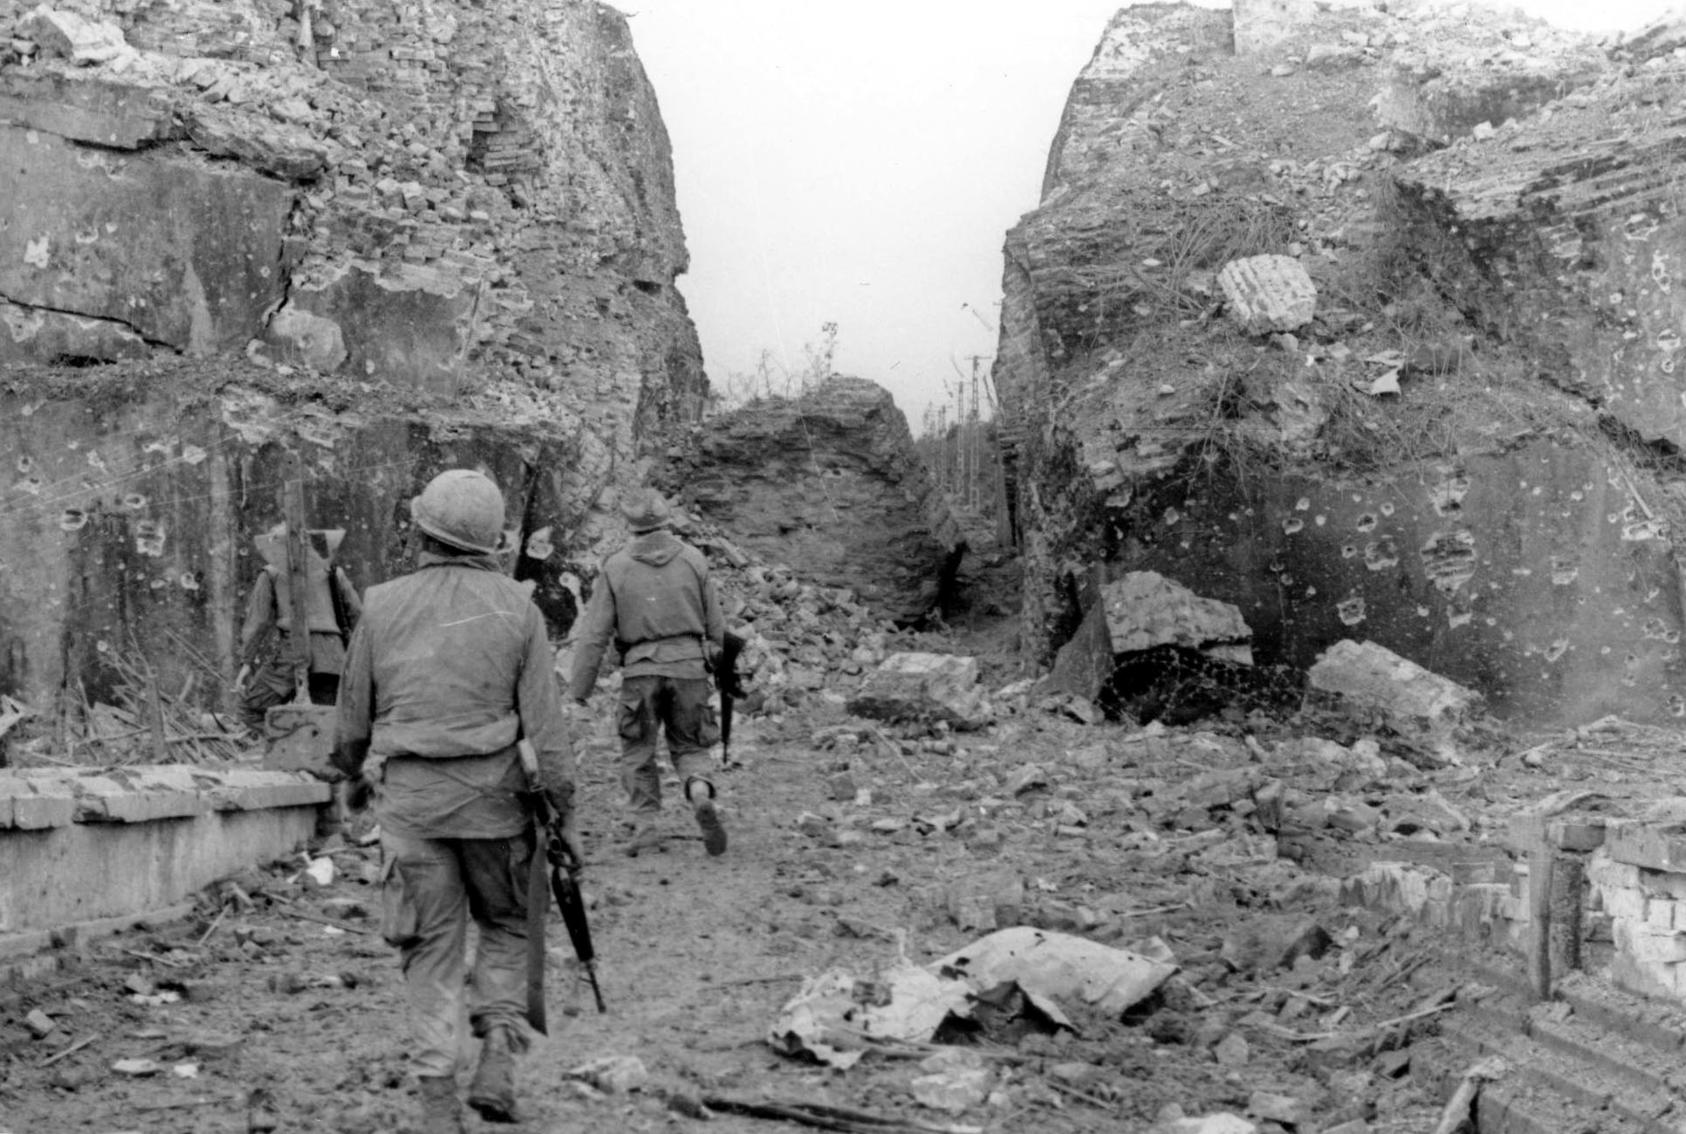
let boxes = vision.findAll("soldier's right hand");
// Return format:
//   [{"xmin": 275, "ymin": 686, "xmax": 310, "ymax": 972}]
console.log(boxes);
[{"xmin": 233, "ymin": 664, "xmax": 251, "ymax": 694}]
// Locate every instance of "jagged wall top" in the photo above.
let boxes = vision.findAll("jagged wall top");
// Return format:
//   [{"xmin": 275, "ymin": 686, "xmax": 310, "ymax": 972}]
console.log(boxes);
[{"xmin": 0, "ymin": 0, "xmax": 702, "ymax": 425}]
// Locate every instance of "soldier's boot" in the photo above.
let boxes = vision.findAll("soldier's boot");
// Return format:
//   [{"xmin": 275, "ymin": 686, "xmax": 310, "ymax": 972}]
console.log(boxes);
[
  {"xmin": 415, "ymin": 1076, "xmax": 465, "ymax": 1134},
  {"xmin": 466, "ymin": 1026, "xmax": 519, "ymax": 1124},
  {"xmin": 686, "ymin": 776, "xmax": 728, "ymax": 857}
]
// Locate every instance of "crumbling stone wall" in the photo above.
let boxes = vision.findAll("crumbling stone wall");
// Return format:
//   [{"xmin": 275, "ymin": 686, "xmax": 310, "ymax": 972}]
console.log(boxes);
[{"xmin": 992, "ymin": 1, "xmax": 1686, "ymax": 725}]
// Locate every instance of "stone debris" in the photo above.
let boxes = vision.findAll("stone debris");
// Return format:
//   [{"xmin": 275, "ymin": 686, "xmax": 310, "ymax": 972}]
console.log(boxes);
[
  {"xmin": 908, "ymin": 1048, "xmax": 992, "ymax": 1113},
  {"xmin": 565, "ymin": 1055, "xmax": 649, "ymax": 1095},
  {"xmin": 1218, "ymin": 254, "xmax": 1318, "ymax": 335}
]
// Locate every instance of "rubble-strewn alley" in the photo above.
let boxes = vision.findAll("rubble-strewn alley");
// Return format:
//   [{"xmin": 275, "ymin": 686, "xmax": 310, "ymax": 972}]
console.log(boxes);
[
  {"xmin": 13, "ymin": 0, "xmax": 1686, "ymax": 1131},
  {"xmin": 0, "ymin": 688, "xmax": 1501, "ymax": 1134}
]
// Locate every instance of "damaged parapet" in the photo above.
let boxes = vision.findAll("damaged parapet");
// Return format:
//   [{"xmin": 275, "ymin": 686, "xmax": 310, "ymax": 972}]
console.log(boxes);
[{"xmin": 0, "ymin": 765, "xmax": 329, "ymax": 979}]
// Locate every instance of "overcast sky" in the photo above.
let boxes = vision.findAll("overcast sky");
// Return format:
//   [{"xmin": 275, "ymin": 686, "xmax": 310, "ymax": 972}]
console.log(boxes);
[{"xmin": 621, "ymin": 0, "xmax": 1678, "ymax": 431}]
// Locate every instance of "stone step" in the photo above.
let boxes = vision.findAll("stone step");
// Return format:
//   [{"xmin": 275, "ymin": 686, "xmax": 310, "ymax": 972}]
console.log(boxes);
[{"xmin": 1438, "ymin": 1014, "xmax": 1672, "ymax": 1132}]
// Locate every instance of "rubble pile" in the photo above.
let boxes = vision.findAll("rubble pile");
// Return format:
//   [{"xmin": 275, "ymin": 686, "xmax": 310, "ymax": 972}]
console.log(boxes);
[{"xmin": 662, "ymin": 376, "xmax": 967, "ymax": 628}]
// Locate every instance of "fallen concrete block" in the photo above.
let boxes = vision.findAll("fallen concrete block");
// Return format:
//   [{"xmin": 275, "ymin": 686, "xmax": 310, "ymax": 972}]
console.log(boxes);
[
  {"xmin": 1218, "ymin": 255, "xmax": 1317, "ymax": 335},
  {"xmin": 1047, "ymin": 571, "xmax": 1253, "ymax": 703},
  {"xmin": 1307, "ymin": 639, "xmax": 1479, "ymax": 762},
  {"xmin": 182, "ymin": 103, "xmax": 335, "ymax": 181},
  {"xmin": 848, "ymin": 653, "xmax": 992, "ymax": 731},
  {"xmin": 1100, "ymin": 572, "xmax": 1252, "ymax": 655}
]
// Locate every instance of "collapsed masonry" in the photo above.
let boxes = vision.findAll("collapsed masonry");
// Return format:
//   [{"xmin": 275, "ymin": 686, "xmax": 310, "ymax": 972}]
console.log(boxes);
[
  {"xmin": 992, "ymin": 0, "xmax": 1686, "ymax": 728},
  {"xmin": 660, "ymin": 377, "xmax": 967, "ymax": 629}
]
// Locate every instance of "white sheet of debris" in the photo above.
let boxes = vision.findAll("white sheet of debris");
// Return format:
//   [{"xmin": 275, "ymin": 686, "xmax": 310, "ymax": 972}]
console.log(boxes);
[{"xmin": 769, "ymin": 927, "xmax": 1177, "ymax": 1069}]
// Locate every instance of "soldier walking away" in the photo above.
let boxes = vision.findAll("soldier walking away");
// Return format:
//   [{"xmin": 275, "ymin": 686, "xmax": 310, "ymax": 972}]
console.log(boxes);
[
  {"xmin": 569, "ymin": 489, "xmax": 728, "ymax": 858},
  {"xmin": 332, "ymin": 469, "xmax": 579, "ymax": 1134},
  {"xmin": 233, "ymin": 524, "xmax": 361, "ymax": 732}
]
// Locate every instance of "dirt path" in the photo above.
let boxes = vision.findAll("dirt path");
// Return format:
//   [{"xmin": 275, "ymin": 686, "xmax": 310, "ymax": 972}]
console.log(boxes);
[{"xmin": 0, "ymin": 701, "xmax": 1457, "ymax": 1134}]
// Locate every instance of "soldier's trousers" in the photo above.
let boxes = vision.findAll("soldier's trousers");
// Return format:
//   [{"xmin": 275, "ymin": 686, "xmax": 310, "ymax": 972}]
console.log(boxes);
[
  {"xmin": 617, "ymin": 674, "xmax": 719, "ymax": 812},
  {"xmin": 378, "ymin": 829, "xmax": 534, "ymax": 1079}
]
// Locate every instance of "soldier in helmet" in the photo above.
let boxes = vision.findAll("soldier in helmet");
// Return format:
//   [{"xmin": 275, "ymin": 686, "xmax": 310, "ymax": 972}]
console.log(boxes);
[
  {"xmin": 569, "ymin": 488, "xmax": 728, "ymax": 857},
  {"xmin": 333, "ymin": 469, "xmax": 577, "ymax": 1133},
  {"xmin": 233, "ymin": 524, "xmax": 361, "ymax": 732}
]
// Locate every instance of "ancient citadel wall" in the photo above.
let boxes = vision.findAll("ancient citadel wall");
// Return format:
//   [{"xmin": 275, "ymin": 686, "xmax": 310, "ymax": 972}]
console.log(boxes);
[{"xmin": 993, "ymin": 1, "xmax": 1686, "ymax": 725}]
